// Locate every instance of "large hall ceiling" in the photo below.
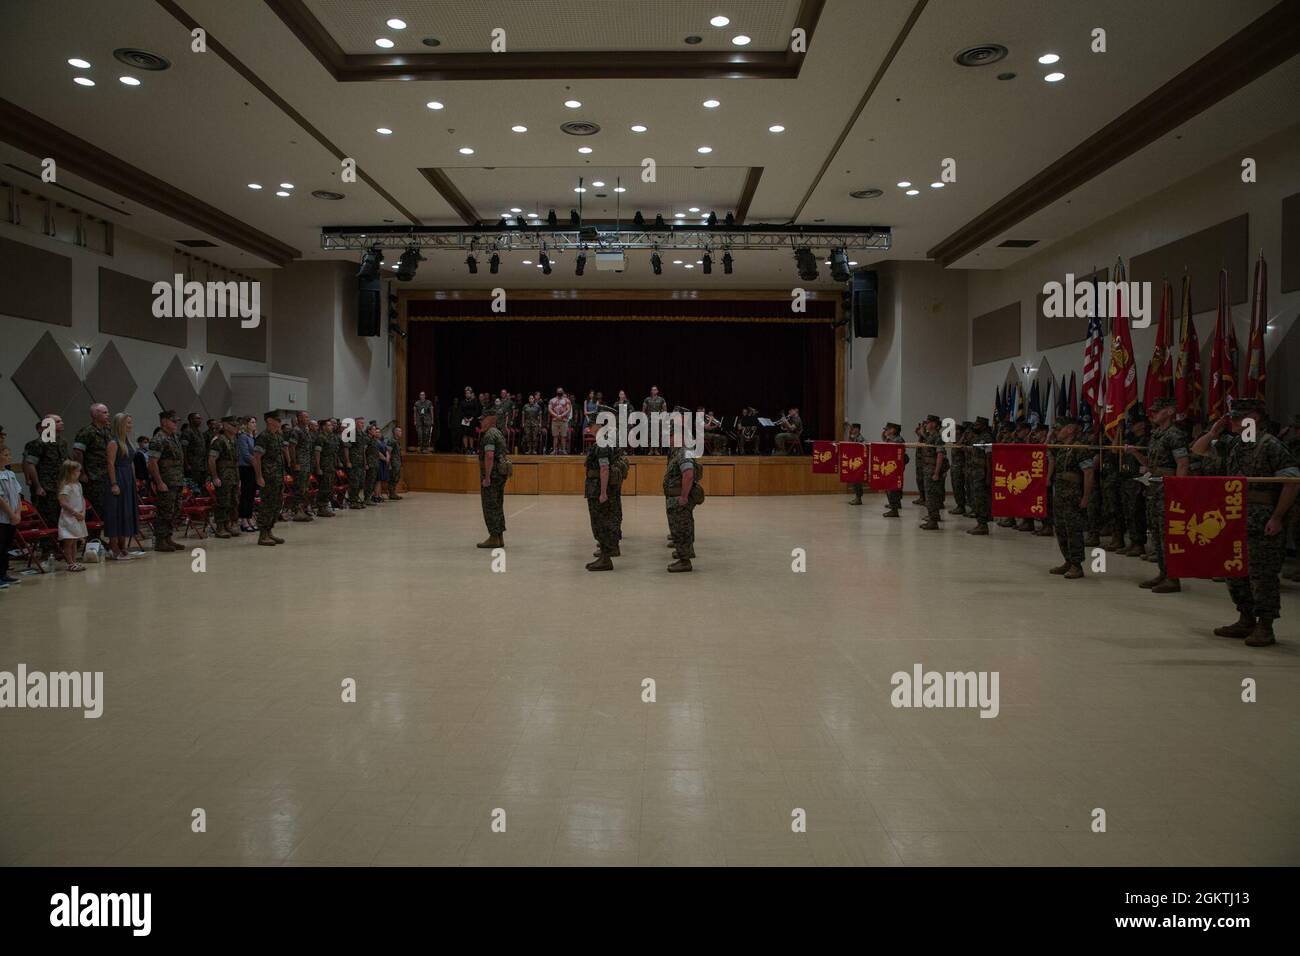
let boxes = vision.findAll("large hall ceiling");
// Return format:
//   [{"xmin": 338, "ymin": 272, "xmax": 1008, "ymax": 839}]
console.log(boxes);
[{"xmin": 0, "ymin": 0, "xmax": 1297, "ymax": 288}]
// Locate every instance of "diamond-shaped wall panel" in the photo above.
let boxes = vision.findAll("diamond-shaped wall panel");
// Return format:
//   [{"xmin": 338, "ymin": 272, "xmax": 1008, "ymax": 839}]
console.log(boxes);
[
  {"xmin": 10, "ymin": 330, "xmax": 94, "ymax": 429},
  {"xmin": 85, "ymin": 340, "xmax": 138, "ymax": 413},
  {"xmin": 198, "ymin": 361, "xmax": 232, "ymax": 419},
  {"xmin": 154, "ymin": 355, "xmax": 202, "ymax": 418}
]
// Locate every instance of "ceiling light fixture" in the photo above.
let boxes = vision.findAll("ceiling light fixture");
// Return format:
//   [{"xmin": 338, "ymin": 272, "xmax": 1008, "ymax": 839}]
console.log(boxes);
[
  {"xmin": 651, "ymin": 252, "xmax": 663, "ymax": 275},
  {"xmin": 703, "ymin": 99, "xmax": 720, "ymax": 108},
  {"xmin": 247, "ymin": 183, "xmax": 262, "ymax": 190},
  {"xmin": 578, "ymin": 146, "xmax": 592, "ymax": 154},
  {"xmin": 1037, "ymin": 53, "xmax": 1060, "ymax": 65},
  {"xmin": 697, "ymin": 146, "xmax": 712, "ymax": 153},
  {"xmin": 575, "ymin": 252, "xmax": 587, "ymax": 276},
  {"xmin": 795, "ymin": 247, "xmax": 818, "ymax": 281},
  {"xmin": 897, "ymin": 181, "xmax": 911, "ymax": 188},
  {"xmin": 711, "ymin": 16, "xmax": 730, "ymax": 27},
  {"xmin": 930, "ymin": 182, "xmax": 944, "ymax": 188},
  {"xmin": 73, "ymin": 77, "xmax": 95, "ymax": 86},
  {"xmin": 830, "ymin": 248, "xmax": 851, "ymax": 282},
  {"xmin": 592, "ymin": 180, "xmax": 605, "ymax": 187},
  {"xmin": 688, "ymin": 206, "xmax": 700, "ymax": 213},
  {"xmin": 564, "ymin": 99, "xmax": 582, "ymax": 108},
  {"xmin": 275, "ymin": 191, "xmax": 290, "ymax": 197},
  {"xmin": 465, "ymin": 254, "xmax": 478, "ymax": 274},
  {"xmin": 458, "ymin": 146, "xmax": 474, "ymax": 154},
  {"xmin": 489, "ymin": 253, "xmax": 500, "ymax": 274},
  {"xmin": 630, "ymin": 124, "xmax": 647, "ymax": 132},
  {"xmin": 375, "ymin": 38, "xmax": 394, "ymax": 48},
  {"xmin": 905, "ymin": 189, "xmax": 920, "ymax": 196},
  {"xmin": 387, "ymin": 18, "xmax": 407, "ymax": 30},
  {"xmin": 614, "ymin": 186, "xmax": 626, "ymax": 193},
  {"xmin": 1044, "ymin": 72, "xmax": 1065, "ymax": 82},
  {"xmin": 511, "ymin": 125, "xmax": 527, "ymax": 132},
  {"xmin": 376, "ymin": 127, "xmax": 393, "ymax": 135},
  {"xmin": 732, "ymin": 35, "xmax": 751, "ymax": 46},
  {"xmin": 722, "ymin": 251, "xmax": 734, "ymax": 274},
  {"xmin": 540, "ymin": 251, "xmax": 552, "ymax": 275},
  {"xmin": 67, "ymin": 58, "xmax": 91, "ymax": 68},
  {"xmin": 702, "ymin": 252, "xmax": 713, "ymax": 275},
  {"xmin": 119, "ymin": 76, "xmax": 141, "ymax": 86},
  {"xmin": 357, "ymin": 245, "xmax": 382, "ymax": 280},
  {"xmin": 396, "ymin": 244, "xmax": 424, "ymax": 281},
  {"xmin": 280, "ymin": 183, "xmax": 294, "ymax": 189},
  {"xmin": 510, "ymin": 207, "xmax": 522, "ymax": 213},
  {"xmin": 426, "ymin": 101, "xmax": 444, "ymax": 110},
  {"xmin": 768, "ymin": 125, "xmax": 785, "ymax": 133}
]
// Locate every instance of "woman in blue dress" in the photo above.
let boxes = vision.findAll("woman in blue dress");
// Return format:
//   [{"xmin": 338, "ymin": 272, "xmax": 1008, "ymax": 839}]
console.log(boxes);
[{"xmin": 103, "ymin": 412, "xmax": 141, "ymax": 559}]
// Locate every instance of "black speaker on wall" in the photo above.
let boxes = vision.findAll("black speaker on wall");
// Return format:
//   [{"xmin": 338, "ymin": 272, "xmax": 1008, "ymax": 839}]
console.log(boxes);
[
  {"xmin": 850, "ymin": 270, "xmax": 879, "ymax": 338},
  {"xmin": 357, "ymin": 276, "xmax": 381, "ymax": 336}
]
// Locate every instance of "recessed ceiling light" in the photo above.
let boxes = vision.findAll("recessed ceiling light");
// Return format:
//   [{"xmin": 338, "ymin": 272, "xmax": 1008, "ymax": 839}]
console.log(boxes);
[
  {"xmin": 376, "ymin": 127, "xmax": 393, "ymax": 135},
  {"xmin": 930, "ymin": 182, "xmax": 944, "ymax": 188},
  {"xmin": 247, "ymin": 183, "xmax": 262, "ymax": 190},
  {"xmin": 613, "ymin": 186, "xmax": 626, "ymax": 193},
  {"xmin": 768, "ymin": 124, "xmax": 785, "ymax": 133},
  {"xmin": 275, "ymin": 191, "xmax": 290, "ymax": 197},
  {"xmin": 375, "ymin": 38, "xmax": 394, "ymax": 49},
  {"xmin": 578, "ymin": 146, "xmax": 593, "ymax": 154},
  {"xmin": 703, "ymin": 99, "xmax": 720, "ymax": 108},
  {"xmin": 685, "ymin": 264, "xmax": 695, "ymax": 269},
  {"xmin": 527, "ymin": 212, "xmax": 538, "ymax": 218},
  {"xmin": 280, "ymin": 183, "xmax": 294, "ymax": 189},
  {"xmin": 426, "ymin": 101, "xmax": 444, "ymax": 110},
  {"xmin": 685, "ymin": 35, "xmax": 703, "ymax": 45},
  {"xmin": 710, "ymin": 16, "xmax": 730, "ymax": 27},
  {"xmin": 509, "ymin": 207, "xmax": 522, "ymax": 213},
  {"xmin": 592, "ymin": 180, "xmax": 605, "ymax": 187},
  {"xmin": 1044, "ymin": 72, "xmax": 1065, "ymax": 82},
  {"xmin": 499, "ymin": 211, "xmax": 512, "ymax": 217},
  {"xmin": 897, "ymin": 181, "xmax": 911, "ymax": 188},
  {"xmin": 387, "ymin": 18, "xmax": 407, "ymax": 30},
  {"xmin": 574, "ymin": 187, "xmax": 586, "ymax": 193},
  {"xmin": 630, "ymin": 124, "xmax": 647, "ymax": 132},
  {"xmin": 67, "ymin": 58, "xmax": 91, "ymax": 69},
  {"xmin": 905, "ymin": 189, "xmax": 920, "ymax": 196},
  {"xmin": 1038, "ymin": 53, "xmax": 1060, "ymax": 65},
  {"xmin": 458, "ymin": 146, "xmax": 474, "ymax": 154},
  {"xmin": 688, "ymin": 207, "xmax": 700, "ymax": 213},
  {"xmin": 674, "ymin": 213, "xmax": 686, "ymax": 218},
  {"xmin": 697, "ymin": 146, "xmax": 712, "ymax": 153},
  {"xmin": 119, "ymin": 75, "xmax": 141, "ymax": 86},
  {"xmin": 564, "ymin": 99, "xmax": 582, "ymax": 108},
  {"xmin": 849, "ymin": 261, "xmax": 859, "ymax": 266},
  {"xmin": 731, "ymin": 35, "xmax": 751, "ymax": 46},
  {"xmin": 672, "ymin": 260, "xmax": 683, "ymax": 264},
  {"xmin": 511, "ymin": 125, "xmax": 527, "ymax": 132},
  {"xmin": 522, "ymin": 260, "xmax": 532, "ymax": 265},
  {"xmin": 73, "ymin": 77, "xmax": 95, "ymax": 87}
]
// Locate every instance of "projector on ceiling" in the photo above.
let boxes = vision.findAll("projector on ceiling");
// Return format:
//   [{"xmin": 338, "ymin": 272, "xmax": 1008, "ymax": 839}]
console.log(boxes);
[{"xmin": 595, "ymin": 251, "xmax": 626, "ymax": 273}]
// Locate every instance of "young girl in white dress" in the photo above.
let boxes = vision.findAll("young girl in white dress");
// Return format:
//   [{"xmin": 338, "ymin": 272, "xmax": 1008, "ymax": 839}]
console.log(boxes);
[{"xmin": 58, "ymin": 460, "xmax": 88, "ymax": 572}]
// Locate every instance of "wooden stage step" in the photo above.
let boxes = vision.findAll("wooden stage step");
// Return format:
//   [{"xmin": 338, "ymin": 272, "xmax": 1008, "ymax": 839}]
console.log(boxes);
[{"xmin": 401, "ymin": 453, "xmax": 848, "ymax": 495}]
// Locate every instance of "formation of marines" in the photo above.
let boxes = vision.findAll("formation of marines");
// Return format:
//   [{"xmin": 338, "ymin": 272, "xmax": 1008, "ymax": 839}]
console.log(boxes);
[{"xmin": 871, "ymin": 397, "xmax": 1300, "ymax": 647}]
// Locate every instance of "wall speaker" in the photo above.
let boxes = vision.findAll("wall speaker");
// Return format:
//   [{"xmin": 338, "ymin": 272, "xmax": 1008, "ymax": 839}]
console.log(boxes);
[
  {"xmin": 850, "ymin": 270, "xmax": 878, "ymax": 338},
  {"xmin": 357, "ymin": 276, "xmax": 381, "ymax": 336}
]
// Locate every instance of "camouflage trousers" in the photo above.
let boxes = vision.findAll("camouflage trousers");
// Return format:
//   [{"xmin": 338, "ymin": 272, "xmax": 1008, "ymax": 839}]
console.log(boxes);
[
  {"xmin": 665, "ymin": 496, "xmax": 696, "ymax": 550},
  {"xmin": 850, "ymin": 482, "xmax": 864, "ymax": 500},
  {"xmin": 1122, "ymin": 478, "xmax": 1146, "ymax": 545},
  {"xmin": 1145, "ymin": 483, "xmax": 1168, "ymax": 574},
  {"xmin": 1228, "ymin": 504, "xmax": 1285, "ymax": 620},
  {"xmin": 524, "ymin": 425, "xmax": 544, "ymax": 454},
  {"xmin": 951, "ymin": 463, "xmax": 967, "ymax": 508},
  {"xmin": 389, "ymin": 461, "xmax": 402, "ymax": 491},
  {"xmin": 416, "ymin": 423, "xmax": 433, "ymax": 449},
  {"xmin": 214, "ymin": 470, "xmax": 239, "ymax": 525},
  {"xmin": 83, "ymin": 477, "xmax": 106, "ymax": 538},
  {"xmin": 968, "ymin": 463, "xmax": 991, "ymax": 522},
  {"xmin": 316, "ymin": 467, "xmax": 336, "ymax": 509},
  {"xmin": 886, "ymin": 489, "xmax": 902, "ymax": 510},
  {"xmin": 295, "ymin": 469, "xmax": 313, "ymax": 510},
  {"xmin": 34, "ymin": 489, "xmax": 59, "ymax": 532},
  {"xmin": 923, "ymin": 472, "xmax": 944, "ymax": 520},
  {"xmin": 1086, "ymin": 484, "xmax": 1103, "ymax": 533},
  {"xmin": 1052, "ymin": 483, "xmax": 1085, "ymax": 564},
  {"xmin": 587, "ymin": 493, "xmax": 621, "ymax": 551},
  {"xmin": 481, "ymin": 475, "xmax": 506, "ymax": 534},
  {"xmin": 364, "ymin": 464, "xmax": 378, "ymax": 499},
  {"xmin": 348, "ymin": 463, "xmax": 365, "ymax": 504},
  {"xmin": 154, "ymin": 482, "xmax": 182, "ymax": 538},
  {"xmin": 1100, "ymin": 473, "xmax": 1124, "ymax": 536},
  {"xmin": 257, "ymin": 474, "xmax": 283, "ymax": 530}
]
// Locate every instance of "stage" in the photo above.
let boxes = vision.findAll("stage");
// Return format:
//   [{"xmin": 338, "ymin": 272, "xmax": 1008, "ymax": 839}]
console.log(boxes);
[{"xmin": 401, "ymin": 452, "xmax": 848, "ymax": 496}]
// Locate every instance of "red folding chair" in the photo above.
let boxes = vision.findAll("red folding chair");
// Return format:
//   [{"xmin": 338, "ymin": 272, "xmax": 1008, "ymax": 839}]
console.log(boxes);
[
  {"xmin": 181, "ymin": 493, "xmax": 215, "ymax": 538},
  {"xmin": 15, "ymin": 500, "xmax": 59, "ymax": 572},
  {"xmin": 84, "ymin": 500, "xmax": 105, "ymax": 542}
]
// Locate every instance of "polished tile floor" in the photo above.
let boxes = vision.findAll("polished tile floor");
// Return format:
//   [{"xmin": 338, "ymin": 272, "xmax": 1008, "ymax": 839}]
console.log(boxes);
[{"xmin": 2, "ymin": 492, "xmax": 1298, "ymax": 866}]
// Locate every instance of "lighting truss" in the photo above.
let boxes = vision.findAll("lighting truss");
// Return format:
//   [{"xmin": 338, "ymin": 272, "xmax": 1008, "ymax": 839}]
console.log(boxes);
[{"xmin": 321, "ymin": 223, "xmax": 891, "ymax": 254}]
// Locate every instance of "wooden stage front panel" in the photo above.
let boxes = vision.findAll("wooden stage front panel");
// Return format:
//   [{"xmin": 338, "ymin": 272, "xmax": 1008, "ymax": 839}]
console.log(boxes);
[{"xmin": 402, "ymin": 454, "xmax": 846, "ymax": 496}]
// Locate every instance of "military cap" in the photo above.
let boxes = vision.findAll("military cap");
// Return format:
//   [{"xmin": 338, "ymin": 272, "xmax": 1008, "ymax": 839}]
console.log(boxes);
[
  {"xmin": 221, "ymin": 415, "xmax": 238, "ymax": 424},
  {"xmin": 264, "ymin": 410, "xmax": 281, "ymax": 420},
  {"xmin": 1150, "ymin": 397, "xmax": 1176, "ymax": 410},
  {"xmin": 960, "ymin": 421, "xmax": 973, "ymax": 429},
  {"xmin": 1229, "ymin": 397, "xmax": 1266, "ymax": 418},
  {"xmin": 974, "ymin": 416, "xmax": 989, "ymax": 428},
  {"xmin": 159, "ymin": 409, "xmax": 177, "ymax": 421},
  {"xmin": 925, "ymin": 414, "xmax": 942, "ymax": 424},
  {"xmin": 885, "ymin": 422, "xmax": 901, "ymax": 431}
]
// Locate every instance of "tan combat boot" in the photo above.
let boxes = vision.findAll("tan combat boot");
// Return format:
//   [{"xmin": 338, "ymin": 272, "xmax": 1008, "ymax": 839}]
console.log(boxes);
[
  {"xmin": 1213, "ymin": 612, "xmax": 1255, "ymax": 639},
  {"xmin": 967, "ymin": 523, "xmax": 989, "ymax": 535},
  {"xmin": 1050, "ymin": 562, "xmax": 1070, "ymax": 575},
  {"xmin": 667, "ymin": 558, "xmax": 692, "ymax": 572},
  {"xmin": 1244, "ymin": 617, "xmax": 1276, "ymax": 647},
  {"xmin": 585, "ymin": 554, "xmax": 613, "ymax": 571},
  {"xmin": 1063, "ymin": 564, "xmax": 1084, "ymax": 579},
  {"xmin": 1139, "ymin": 574, "xmax": 1165, "ymax": 589},
  {"xmin": 919, "ymin": 519, "xmax": 939, "ymax": 530},
  {"xmin": 257, "ymin": 531, "xmax": 276, "ymax": 546},
  {"xmin": 882, "ymin": 508, "xmax": 900, "ymax": 517},
  {"xmin": 476, "ymin": 534, "xmax": 503, "ymax": 548},
  {"xmin": 1151, "ymin": 577, "xmax": 1181, "ymax": 593}
]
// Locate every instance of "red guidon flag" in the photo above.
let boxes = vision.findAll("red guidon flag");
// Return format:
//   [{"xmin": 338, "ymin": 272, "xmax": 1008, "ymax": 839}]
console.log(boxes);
[
  {"xmin": 991, "ymin": 444, "xmax": 1048, "ymax": 518},
  {"xmin": 838, "ymin": 442, "xmax": 867, "ymax": 483},
  {"xmin": 868, "ymin": 442, "xmax": 905, "ymax": 490},
  {"xmin": 811, "ymin": 440, "xmax": 837, "ymax": 474},
  {"xmin": 1163, "ymin": 476, "xmax": 1248, "ymax": 579}
]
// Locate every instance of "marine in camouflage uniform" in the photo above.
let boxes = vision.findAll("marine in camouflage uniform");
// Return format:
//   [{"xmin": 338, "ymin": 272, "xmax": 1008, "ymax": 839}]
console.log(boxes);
[
  {"xmin": 522, "ymin": 396, "xmax": 544, "ymax": 455},
  {"xmin": 881, "ymin": 422, "xmax": 906, "ymax": 517},
  {"xmin": 1048, "ymin": 416, "xmax": 1095, "ymax": 579},
  {"xmin": 845, "ymin": 424, "xmax": 866, "ymax": 505},
  {"xmin": 180, "ymin": 414, "xmax": 207, "ymax": 489},
  {"xmin": 1133, "ymin": 396, "xmax": 1188, "ymax": 592},
  {"xmin": 584, "ymin": 420, "xmax": 624, "ymax": 570},
  {"xmin": 345, "ymin": 416, "xmax": 367, "ymax": 508},
  {"xmin": 1285, "ymin": 416, "xmax": 1300, "ymax": 582},
  {"xmin": 1098, "ymin": 431, "xmax": 1126, "ymax": 550},
  {"xmin": 387, "ymin": 427, "xmax": 404, "ymax": 499},
  {"xmin": 664, "ymin": 441, "xmax": 702, "ymax": 571},
  {"xmin": 476, "ymin": 410, "xmax": 509, "ymax": 548},
  {"xmin": 948, "ymin": 422, "xmax": 969, "ymax": 515},
  {"xmin": 209, "ymin": 416, "xmax": 241, "ymax": 537},
  {"xmin": 1119, "ymin": 417, "xmax": 1148, "ymax": 557},
  {"xmin": 966, "ymin": 416, "xmax": 994, "ymax": 535},
  {"xmin": 22, "ymin": 415, "xmax": 69, "ymax": 536},
  {"xmin": 364, "ymin": 424, "xmax": 382, "ymax": 503},
  {"xmin": 1198, "ymin": 399, "xmax": 1300, "ymax": 647},
  {"xmin": 72, "ymin": 408, "xmax": 112, "ymax": 538},
  {"xmin": 290, "ymin": 413, "xmax": 316, "ymax": 521},
  {"xmin": 148, "ymin": 410, "xmax": 187, "ymax": 551},
  {"xmin": 253, "ymin": 411, "xmax": 286, "ymax": 545},
  {"xmin": 414, "ymin": 393, "xmax": 435, "ymax": 452},
  {"xmin": 917, "ymin": 415, "xmax": 947, "ymax": 530},
  {"xmin": 313, "ymin": 418, "xmax": 340, "ymax": 515}
]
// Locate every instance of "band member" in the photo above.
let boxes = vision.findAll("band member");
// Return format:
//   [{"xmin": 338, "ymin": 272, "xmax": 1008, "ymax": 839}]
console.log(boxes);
[
  {"xmin": 414, "ymin": 391, "xmax": 435, "ymax": 452},
  {"xmin": 522, "ymin": 393, "xmax": 544, "ymax": 455},
  {"xmin": 703, "ymin": 409, "xmax": 728, "ymax": 455},
  {"xmin": 881, "ymin": 422, "xmax": 907, "ymax": 517},
  {"xmin": 459, "ymin": 386, "xmax": 480, "ymax": 454},
  {"xmin": 846, "ymin": 422, "xmax": 865, "ymax": 505},
  {"xmin": 736, "ymin": 407, "xmax": 760, "ymax": 455},
  {"xmin": 774, "ymin": 407, "xmax": 803, "ymax": 455}
]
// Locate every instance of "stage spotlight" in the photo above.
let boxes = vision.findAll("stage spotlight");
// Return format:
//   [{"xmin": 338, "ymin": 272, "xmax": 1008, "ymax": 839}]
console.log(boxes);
[
  {"xmin": 516, "ymin": 215, "xmax": 528, "ymax": 227},
  {"xmin": 724, "ymin": 212, "xmax": 736, "ymax": 227},
  {"xmin": 575, "ymin": 252, "xmax": 587, "ymax": 276},
  {"xmin": 829, "ymin": 248, "xmax": 851, "ymax": 282},
  {"xmin": 496, "ymin": 216, "xmax": 508, "ymax": 228},
  {"xmin": 396, "ymin": 244, "xmax": 425, "ymax": 282},
  {"xmin": 722, "ymin": 251, "xmax": 734, "ymax": 274},
  {"xmin": 569, "ymin": 209, "xmax": 580, "ymax": 226},
  {"xmin": 651, "ymin": 252, "xmax": 662, "ymax": 275},
  {"xmin": 547, "ymin": 209, "xmax": 558, "ymax": 227},
  {"xmin": 795, "ymin": 246, "xmax": 818, "ymax": 281},
  {"xmin": 634, "ymin": 210, "xmax": 645, "ymax": 227},
  {"xmin": 707, "ymin": 211, "xmax": 717, "ymax": 226},
  {"xmin": 489, "ymin": 253, "xmax": 500, "ymax": 274},
  {"xmin": 466, "ymin": 254, "xmax": 478, "ymax": 274},
  {"xmin": 702, "ymin": 252, "xmax": 713, "ymax": 275},
  {"xmin": 654, "ymin": 214, "xmax": 666, "ymax": 229},
  {"xmin": 540, "ymin": 252, "xmax": 552, "ymax": 275},
  {"xmin": 357, "ymin": 244, "xmax": 382, "ymax": 280}
]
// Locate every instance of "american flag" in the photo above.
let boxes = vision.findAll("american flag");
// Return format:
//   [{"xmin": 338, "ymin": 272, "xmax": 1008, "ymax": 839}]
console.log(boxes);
[{"xmin": 1080, "ymin": 310, "xmax": 1105, "ymax": 412}]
